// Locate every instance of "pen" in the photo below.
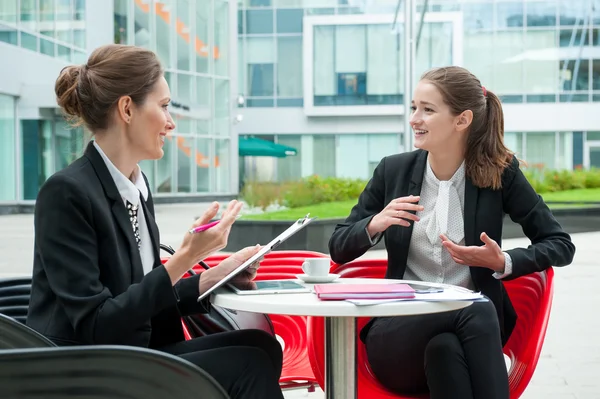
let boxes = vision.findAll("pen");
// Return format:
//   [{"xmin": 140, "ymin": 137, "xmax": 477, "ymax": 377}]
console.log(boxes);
[{"xmin": 188, "ymin": 215, "xmax": 242, "ymax": 234}]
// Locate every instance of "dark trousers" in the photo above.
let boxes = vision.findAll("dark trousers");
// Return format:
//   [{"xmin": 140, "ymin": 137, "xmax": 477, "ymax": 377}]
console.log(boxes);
[
  {"xmin": 159, "ymin": 329, "xmax": 284, "ymax": 399},
  {"xmin": 365, "ymin": 300, "xmax": 509, "ymax": 399}
]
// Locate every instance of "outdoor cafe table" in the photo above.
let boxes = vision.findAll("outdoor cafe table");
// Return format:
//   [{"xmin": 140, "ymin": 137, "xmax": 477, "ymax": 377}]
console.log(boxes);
[{"xmin": 211, "ymin": 278, "xmax": 473, "ymax": 399}]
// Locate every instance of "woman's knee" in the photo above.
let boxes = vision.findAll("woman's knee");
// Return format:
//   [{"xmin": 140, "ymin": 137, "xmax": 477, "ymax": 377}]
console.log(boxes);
[
  {"xmin": 459, "ymin": 300, "xmax": 501, "ymax": 336},
  {"xmin": 424, "ymin": 333, "xmax": 463, "ymax": 366},
  {"xmin": 238, "ymin": 329, "xmax": 283, "ymax": 371}
]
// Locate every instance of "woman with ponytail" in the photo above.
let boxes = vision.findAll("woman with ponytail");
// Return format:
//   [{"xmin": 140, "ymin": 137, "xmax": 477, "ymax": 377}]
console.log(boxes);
[{"xmin": 329, "ymin": 66, "xmax": 575, "ymax": 398}]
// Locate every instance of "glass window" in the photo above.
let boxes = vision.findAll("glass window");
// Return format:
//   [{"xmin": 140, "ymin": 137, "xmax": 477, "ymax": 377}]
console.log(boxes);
[
  {"xmin": 335, "ymin": 25, "xmax": 366, "ymax": 73},
  {"xmin": 559, "ymin": 2, "xmax": 587, "ymax": 26},
  {"xmin": 238, "ymin": 10, "xmax": 244, "ymax": 34},
  {"xmin": 246, "ymin": 10, "xmax": 273, "ymax": 34},
  {"xmin": 195, "ymin": 76, "xmax": 211, "ymax": 108},
  {"xmin": 175, "ymin": 0, "xmax": 191, "ymax": 71},
  {"xmin": 0, "ymin": 95, "xmax": 16, "ymax": 201},
  {"xmin": 560, "ymin": 59, "xmax": 590, "ymax": 91},
  {"xmin": 75, "ymin": 0, "xmax": 84, "ymax": 20},
  {"xmin": 20, "ymin": 0, "xmax": 37, "ymax": 31},
  {"xmin": 524, "ymin": 30, "xmax": 559, "ymax": 94},
  {"xmin": 54, "ymin": 121, "xmax": 84, "ymax": 172},
  {"xmin": 196, "ymin": 0, "xmax": 209, "ymax": 74},
  {"xmin": 250, "ymin": 0, "xmax": 271, "ymax": 6},
  {"xmin": 40, "ymin": 37, "xmax": 55, "ymax": 56},
  {"xmin": 0, "ymin": 1, "xmax": 17, "ymax": 24},
  {"xmin": 367, "ymin": 24, "xmax": 401, "ymax": 99},
  {"xmin": 277, "ymin": 36, "xmax": 303, "ymax": 97},
  {"xmin": 21, "ymin": 120, "xmax": 53, "ymax": 200},
  {"xmin": 248, "ymin": 64, "xmax": 274, "ymax": 96},
  {"xmin": 313, "ymin": 25, "xmax": 335, "ymax": 96},
  {"xmin": 176, "ymin": 135, "xmax": 192, "ymax": 192},
  {"xmin": 55, "ymin": 0, "xmax": 73, "ymax": 44},
  {"xmin": 157, "ymin": 135, "xmax": 173, "ymax": 193},
  {"xmin": 238, "ymin": 37, "xmax": 245, "ymax": 95},
  {"xmin": 337, "ymin": 135, "xmax": 368, "ymax": 178},
  {"xmin": 492, "ymin": 31, "xmax": 524, "ymax": 93},
  {"xmin": 115, "ymin": 0, "xmax": 130, "ymax": 45},
  {"xmin": 39, "ymin": 0, "xmax": 55, "ymax": 38},
  {"xmin": 0, "ymin": 23, "xmax": 17, "ymax": 45},
  {"xmin": 246, "ymin": 37, "xmax": 275, "ymax": 96},
  {"xmin": 593, "ymin": 60, "xmax": 600, "ymax": 90},
  {"xmin": 214, "ymin": 0, "xmax": 229, "ymax": 77},
  {"xmin": 20, "ymin": 31, "xmax": 37, "ymax": 50},
  {"xmin": 496, "ymin": 2, "xmax": 524, "ymax": 28},
  {"xmin": 134, "ymin": 0, "xmax": 150, "ymax": 48},
  {"xmin": 526, "ymin": 0, "xmax": 557, "ymax": 27},
  {"xmin": 177, "ymin": 73, "xmax": 193, "ymax": 105},
  {"xmin": 153, "ymin": 0, "xmax": 171, "ymax": 67},
  {"xmin": 276, "ymin": 9, "xmax": 303, "ymax": 33},
  {"xmin": 559, "ymin": 28, "xmax": 589, "ymax": 47},
  {"xmin": 525, "ymin": 133, "xmax": 556, "ymax": 170},
  {"xmin": 504, "ymin": 132, "xmax": 524, "ymax": 159},
  {"xmin": 461, "ymin": 2, "xmax": 493, "ymax": 32},
  {"xmin": 276, "ymin": 135, "xmax": 301, "ymax": 182},
  {"xmin": 215, "ymin": 79, "xmax": 230, "ymax": 136},
  {"xmin": 313, "ymin": 135, "xmax": 336, "ymax": 177},
  {"xmin": 415, "ymin": 22, "xmax": 453, "ymax": 74},
  {"xmin": 463, "ymin": 32, "xmax": 494, "ymax": 89},
  {"xmin": 196, "ymin": 138, "xmax": 210, "ymax": 192},
  {"xmin": 214, "ymin": 139, "xmax": 230, "ymax": 192}
]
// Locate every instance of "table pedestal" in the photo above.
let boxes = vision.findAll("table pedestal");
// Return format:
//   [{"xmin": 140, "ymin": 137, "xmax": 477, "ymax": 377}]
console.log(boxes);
[{"xmin": 325, "ymin": 316, "xmax": 357, "ymax": 399}]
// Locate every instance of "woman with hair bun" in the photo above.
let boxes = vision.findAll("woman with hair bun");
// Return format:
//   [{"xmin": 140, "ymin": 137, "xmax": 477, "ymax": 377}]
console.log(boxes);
[{"xmin": 27, "ymin": 44, "xmax": 284, "ymax": 399}]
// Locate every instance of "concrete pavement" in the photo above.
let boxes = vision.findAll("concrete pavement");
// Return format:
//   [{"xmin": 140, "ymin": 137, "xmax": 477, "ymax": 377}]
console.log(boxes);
[{"xmin": 1, "ymin": 202, "xmax": 599, "ymax": 398}]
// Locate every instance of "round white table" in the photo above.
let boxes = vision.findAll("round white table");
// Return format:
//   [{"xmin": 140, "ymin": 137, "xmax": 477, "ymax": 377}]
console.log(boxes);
[{"xmin": 211, "ymin": 278, "xmax": 472, "ymax": 399}]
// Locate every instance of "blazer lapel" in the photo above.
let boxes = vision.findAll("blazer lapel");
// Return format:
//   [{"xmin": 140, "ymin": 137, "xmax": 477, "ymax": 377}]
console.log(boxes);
[
  {"xmin": 84, "ymin": 141, "xmax": 144, "ymax": 281},
  {"xmin": 140, "ymin": 197, "xmax": 160, "ymax": 268},
  {"xmin": 463, "ymin": 177, "xmax": 479, "ymax": 246},
  {"xmin": 396, "ymin": 150, "xmax": 428, "ymax": 271}
]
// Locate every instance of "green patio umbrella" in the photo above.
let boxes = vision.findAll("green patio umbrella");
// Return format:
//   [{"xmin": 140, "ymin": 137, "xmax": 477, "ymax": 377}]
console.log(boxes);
[{"xmin": 238, "ymin": 137, "xmax": 297, "ymax": 158}]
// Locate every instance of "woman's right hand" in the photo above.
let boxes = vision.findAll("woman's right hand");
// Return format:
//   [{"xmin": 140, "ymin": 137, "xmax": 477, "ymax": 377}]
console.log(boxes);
[
  {"xmin": 179, "ymin": 200, "xmax": 243, "ymax": 264},
  {"xmin": 366, "ymin": 195, "xmax": 423, "ymax": 236}
]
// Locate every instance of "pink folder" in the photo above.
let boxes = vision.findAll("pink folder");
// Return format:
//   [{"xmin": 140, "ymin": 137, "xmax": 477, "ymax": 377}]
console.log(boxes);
[{"xmin": 314, "ymin": 283, "xmax": 415, "ymax": 300}]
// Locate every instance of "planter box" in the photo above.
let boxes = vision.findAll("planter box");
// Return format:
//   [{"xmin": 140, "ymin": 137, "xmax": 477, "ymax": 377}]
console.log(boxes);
[{"xmin": 224, "ymin": 207, "xmax": 600, "ymax": 254}]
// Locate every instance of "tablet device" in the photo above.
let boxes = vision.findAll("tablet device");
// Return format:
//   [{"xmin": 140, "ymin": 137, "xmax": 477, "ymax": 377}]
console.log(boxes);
[
  {"xmin": 196, "ymin": 214, "xmax": 317, "ymax": 301},
  {"xmin": 229, "ymin": 280, "xmax": 310, "ymax": 295}
]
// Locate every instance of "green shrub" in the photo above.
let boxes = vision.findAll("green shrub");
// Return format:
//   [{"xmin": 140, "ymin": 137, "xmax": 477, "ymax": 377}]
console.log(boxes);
[
  {"xmin": 241, "ymin": 168, "xmax": 600, "ymax": 209},
  {"xmin": 282, "ymin": 175, "xmax": 367, "ymax": 208},
  {"xmin": 240, "ymin": 181, "xmax": 290, "ymax": 209}
]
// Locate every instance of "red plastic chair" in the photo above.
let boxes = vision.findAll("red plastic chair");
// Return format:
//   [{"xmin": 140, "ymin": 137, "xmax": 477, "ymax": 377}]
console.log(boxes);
[
  {"xmin": 307, "ymin": 260, "xmax": 555, "ymax": 399},
  {"xmin": 164, "ymin": 255, "xmax": 318, "ymax": 391}
]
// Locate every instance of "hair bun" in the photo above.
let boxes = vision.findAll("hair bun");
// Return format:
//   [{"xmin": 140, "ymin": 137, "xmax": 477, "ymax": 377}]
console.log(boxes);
[{"xmin": 55, "ymin": 65, "xmax": 84, "ymax": 124}]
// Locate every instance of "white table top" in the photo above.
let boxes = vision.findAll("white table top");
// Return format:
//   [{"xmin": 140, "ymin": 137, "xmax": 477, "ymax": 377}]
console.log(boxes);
[{"xmin": 210, "ymin": 278, "xmax": 472, "ymax": 317}]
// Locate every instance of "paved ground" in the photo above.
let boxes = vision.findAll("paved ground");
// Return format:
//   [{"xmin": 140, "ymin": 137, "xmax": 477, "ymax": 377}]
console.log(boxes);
[{"xmin": 1, "ymin": 202, "xmax": 599, "ymax": 398}]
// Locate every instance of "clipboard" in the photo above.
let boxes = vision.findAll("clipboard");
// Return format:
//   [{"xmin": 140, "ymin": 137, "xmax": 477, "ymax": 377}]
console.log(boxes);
[{"xmin": 197, "ymin": 214, "xmax": 317, "ymax": 301}]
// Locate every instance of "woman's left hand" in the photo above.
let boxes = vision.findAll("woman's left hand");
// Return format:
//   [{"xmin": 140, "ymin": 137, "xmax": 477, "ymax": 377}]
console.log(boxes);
[{"xmin": 440, "ymin": 232, "xmax": 505, "ymax": 273}]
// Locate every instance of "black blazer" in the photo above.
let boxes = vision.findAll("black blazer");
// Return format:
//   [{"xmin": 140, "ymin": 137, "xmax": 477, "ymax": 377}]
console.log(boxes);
[
  {"xmin": 329, "ymin": 150, "xmax": 575, "ymax": 345},
  {"xmin": 27, "ymin": 141, "xmax": 209, "ymax": 348}
]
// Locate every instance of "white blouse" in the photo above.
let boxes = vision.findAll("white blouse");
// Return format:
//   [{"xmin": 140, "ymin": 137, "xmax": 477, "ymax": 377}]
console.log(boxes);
[
  {"xmin": 368, "ymin": 157, "xmax": 512, "ymax": 289},
  {"xmin": 94, "ymin": 141, "xmax": 155, "ymax": 275}
]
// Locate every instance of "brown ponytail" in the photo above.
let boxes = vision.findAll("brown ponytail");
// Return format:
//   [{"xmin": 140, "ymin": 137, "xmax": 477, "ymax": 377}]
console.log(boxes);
[{"xmin": 421, "ymin": 67, "xmax": 513, "ymax": 190}]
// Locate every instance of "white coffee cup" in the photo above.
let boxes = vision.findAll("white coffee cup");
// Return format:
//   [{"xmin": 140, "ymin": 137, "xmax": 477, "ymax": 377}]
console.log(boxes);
[{"xmin": 302, "ymin": 258, "xmax": 331, "ymax": 277}]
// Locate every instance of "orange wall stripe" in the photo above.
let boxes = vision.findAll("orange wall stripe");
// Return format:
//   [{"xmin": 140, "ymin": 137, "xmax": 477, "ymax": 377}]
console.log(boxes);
[{"xmin": 134, "ymin": 0, "xmax": 220, "ymax": 59}]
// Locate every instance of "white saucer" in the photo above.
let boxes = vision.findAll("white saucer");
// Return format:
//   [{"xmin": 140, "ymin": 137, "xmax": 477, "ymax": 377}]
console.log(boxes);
[{"xmin": 297, "ymin": 273, "xmax": 340, "ymax": 283}]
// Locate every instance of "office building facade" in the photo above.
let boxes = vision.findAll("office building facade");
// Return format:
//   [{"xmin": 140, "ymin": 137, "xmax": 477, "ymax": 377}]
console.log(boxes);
[
  {"xmin": 0, "ymin": 0, "xmax": 239, "ymax": 211},
  {"xmin": 237, "ymin": 0, "xmax": 600, "ymax": 182}
]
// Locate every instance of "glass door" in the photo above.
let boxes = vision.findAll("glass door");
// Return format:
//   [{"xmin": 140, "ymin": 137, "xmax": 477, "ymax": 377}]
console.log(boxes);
[{"xmin": 584, "ymin": 141, "xmax": 600, "ymax": 169}]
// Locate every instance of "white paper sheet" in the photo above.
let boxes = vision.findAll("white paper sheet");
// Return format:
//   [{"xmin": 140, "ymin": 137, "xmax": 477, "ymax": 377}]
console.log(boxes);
[{"xmin": 345, "ymin": 289, "xmax": 486, "ymax": 306}]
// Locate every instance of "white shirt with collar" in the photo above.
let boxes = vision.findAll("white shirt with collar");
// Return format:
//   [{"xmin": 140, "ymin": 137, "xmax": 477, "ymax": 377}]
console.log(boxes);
[
  {"xmin": 93, "ymin": 141, "xmax": 155, "ymax": 275},
  {"xmin": 368, "ymin": 156, "xmax": 512, "ymax": 289}
]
